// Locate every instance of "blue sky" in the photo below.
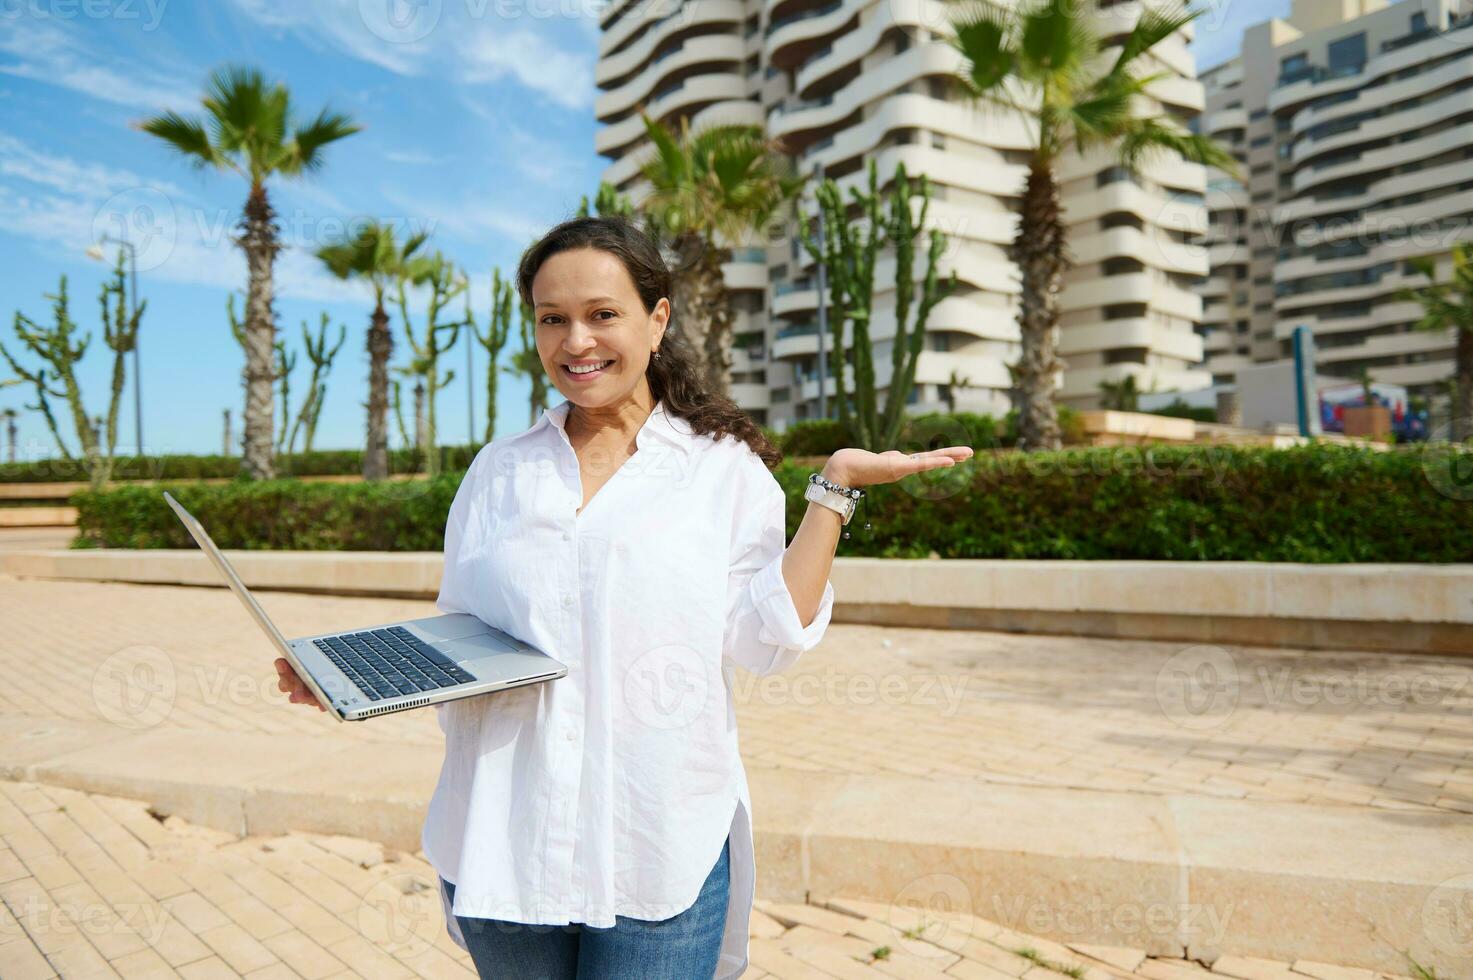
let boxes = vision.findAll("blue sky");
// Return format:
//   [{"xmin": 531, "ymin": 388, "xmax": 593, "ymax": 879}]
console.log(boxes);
[{"xmin": 1, "ymin": 0, "xmax": 1288, "ymax": 460}]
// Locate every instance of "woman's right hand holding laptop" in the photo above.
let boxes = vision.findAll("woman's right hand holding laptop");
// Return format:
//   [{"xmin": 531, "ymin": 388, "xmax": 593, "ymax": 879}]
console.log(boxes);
[{"xmin": 274, "ymin": 658, "xmax": 326, "ymax": 711}]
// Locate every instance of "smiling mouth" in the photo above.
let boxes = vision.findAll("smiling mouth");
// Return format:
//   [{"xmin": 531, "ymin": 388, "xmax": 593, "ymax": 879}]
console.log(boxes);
[{"xmin": 563, "ymin": 359, "xmax": 614, "ymax": 378}]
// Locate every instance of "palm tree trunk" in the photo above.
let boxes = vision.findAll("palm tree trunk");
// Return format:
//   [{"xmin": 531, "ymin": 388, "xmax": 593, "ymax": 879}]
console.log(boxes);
[
  {"xmin": 239, "ymin": 184, "xmax": 280, "ymax": 480},
  {"xmin": 669, "ymin": 232, "xmax": 712, "ymax": 387},
  {"xmin": 1013, "ymin": 161, "xmax": 1068, "ymax": 451},
  {"xmin": 699, "ymin": 241, "xmax": 734, "ymax": 397},
  {"xmin": 364, "ymin": 304, "xmax": 392, "ymax": 480},
  {"xmin": 1456, "ymin": 327, "xmax": 1473, "ymax": 443}
]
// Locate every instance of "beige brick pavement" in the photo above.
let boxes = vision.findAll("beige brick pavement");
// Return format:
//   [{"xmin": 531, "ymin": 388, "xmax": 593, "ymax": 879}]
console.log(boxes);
[
  {"xmin": 2, "ymin": 576, "xmax": 1470, "ymax": 814},
  {"xmin": 0, "ymin": 782, "xmax": 1419, "ymax": 980}
]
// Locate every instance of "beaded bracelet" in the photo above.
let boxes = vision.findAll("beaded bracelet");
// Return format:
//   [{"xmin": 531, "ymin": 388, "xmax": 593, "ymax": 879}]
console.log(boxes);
[{"xmin": 808, "ymin": 472, "xmax": 871, "ymax": 540}]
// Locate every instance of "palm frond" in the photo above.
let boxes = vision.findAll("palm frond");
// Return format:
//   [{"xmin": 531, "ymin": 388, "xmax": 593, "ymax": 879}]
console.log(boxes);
[
  {"xmin": 1108, "ymin": 4, "xmax": 1199, "ymax": 78},
  {"xmin": 946, "ymin": 1, "xmax": 1015, "ymax": 95},
  {"xmin": 1119, "ymin": 118, "xmax": 1242, "ymax": 178},
  {"xmin": 288, "ymin": 107, "xmax": 362, "ymax": 174},
  {"xmin": 132, "ymin": 111, "xmax": 222, "ymax": 170}
]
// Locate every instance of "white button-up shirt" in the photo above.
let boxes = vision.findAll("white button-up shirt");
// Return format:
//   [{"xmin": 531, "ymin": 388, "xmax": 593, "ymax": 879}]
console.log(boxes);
[{"xmin": 424, "ymin": 397, "xmax": 835, "ymax": 979}]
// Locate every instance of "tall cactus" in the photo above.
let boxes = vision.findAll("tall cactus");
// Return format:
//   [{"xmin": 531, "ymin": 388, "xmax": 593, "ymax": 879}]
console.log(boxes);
[
  {"xmin": 474, "ymin": 267, "xmax": 516, "ymax": 444},
  {"xmin": 0, "ymin": 252, "xmax": 143, "ymax": 488},
  {"xmin": 880, "ymin": 163, "xmax": 957, "ymax": 446},
  {"xmin": 273, "ymin": 338, "xmax": 297, "ymax": 456},
  {"xmin": 798, "ymin": 159, "xmax": 955, "ymax": 451},
  {"xmin": 396, "ymin": 250, "xmax": 469, "ymax": 477},
  {"xmin": 798, "ymin": 159, "xmax": 885, "ymax": 447},
  {"xmin": 288, "ymin": 312, "xmax": 346, "ymax": 453}
]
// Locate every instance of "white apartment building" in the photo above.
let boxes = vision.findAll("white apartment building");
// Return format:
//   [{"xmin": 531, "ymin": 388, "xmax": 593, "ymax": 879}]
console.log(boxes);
[
  {"xmin": 1197, "ymin": 0, "xmax": 1473, "ymax": 399},
  {"xmin": 594, "ymin": 0, "xmax": 1213, "ymax": 427}
]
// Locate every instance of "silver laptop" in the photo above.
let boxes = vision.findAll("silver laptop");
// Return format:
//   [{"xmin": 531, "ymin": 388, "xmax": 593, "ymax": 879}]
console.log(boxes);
[{"xmin": 162, "ymin": 491, "xmax": 567, "ymax": 722}]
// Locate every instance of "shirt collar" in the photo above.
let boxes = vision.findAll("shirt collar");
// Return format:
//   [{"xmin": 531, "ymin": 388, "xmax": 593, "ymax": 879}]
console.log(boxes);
[{"xmin": 539, "ymin": 398, "xmax": 694, "ymax": 458}]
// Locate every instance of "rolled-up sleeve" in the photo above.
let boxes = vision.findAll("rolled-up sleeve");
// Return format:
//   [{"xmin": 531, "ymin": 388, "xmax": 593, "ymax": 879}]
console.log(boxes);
[{"xmin": 722, "ymin": 460, "xmax": 835, "ymax": 677}]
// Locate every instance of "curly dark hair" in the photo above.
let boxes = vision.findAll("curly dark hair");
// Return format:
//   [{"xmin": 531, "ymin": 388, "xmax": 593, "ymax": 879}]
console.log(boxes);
[{"xmin": 516, "ymin": 214, "xmax": 782, "ymax": 468}]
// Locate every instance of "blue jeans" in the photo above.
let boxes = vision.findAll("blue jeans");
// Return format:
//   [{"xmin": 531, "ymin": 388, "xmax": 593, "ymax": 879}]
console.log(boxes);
[{"xmin": 442, "ymin": 835, "xmax": 730, "ymax": 980}]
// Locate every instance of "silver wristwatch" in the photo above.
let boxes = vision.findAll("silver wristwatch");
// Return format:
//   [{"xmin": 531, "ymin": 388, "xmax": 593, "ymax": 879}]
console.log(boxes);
[{"xmin": 804, "ymin": 474, "xmax": 859, "ymax": 525}]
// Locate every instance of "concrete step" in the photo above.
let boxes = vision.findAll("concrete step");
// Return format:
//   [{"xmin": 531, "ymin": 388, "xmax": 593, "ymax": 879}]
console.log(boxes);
[{"xmin": 0, "ymin": 714, "xmax": 1463, "ymax": 977}]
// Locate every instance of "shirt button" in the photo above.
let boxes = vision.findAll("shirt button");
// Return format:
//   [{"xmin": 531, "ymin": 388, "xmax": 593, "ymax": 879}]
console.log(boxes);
[
  {"xmin": 561, "ymin": 595, "xmax": 573, "ymax": 608},
  {"xmin": 565, "ymin": 729, "xmax": 576, "ymax": 742},
  {"xmin": 562, "ymin": 530, "xmax": 572, "ymax": 541}
]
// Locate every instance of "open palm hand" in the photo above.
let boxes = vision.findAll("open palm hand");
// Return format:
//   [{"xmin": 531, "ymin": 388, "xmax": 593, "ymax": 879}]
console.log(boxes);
[{"xmin": 825, "ymin": 445, "xmax": 974, "ymax": 489}]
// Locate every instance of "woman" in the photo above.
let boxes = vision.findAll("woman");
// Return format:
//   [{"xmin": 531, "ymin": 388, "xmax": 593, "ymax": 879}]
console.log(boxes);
[{"xmin": 276, "ymin": 215, "xmax": 971, "ymax": 978}]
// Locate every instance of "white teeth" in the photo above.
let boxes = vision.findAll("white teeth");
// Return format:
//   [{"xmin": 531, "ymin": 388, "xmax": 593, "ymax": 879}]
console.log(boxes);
[{"xmin": 567, "ymin": 360, "xmax": 611, "ymax": 375}]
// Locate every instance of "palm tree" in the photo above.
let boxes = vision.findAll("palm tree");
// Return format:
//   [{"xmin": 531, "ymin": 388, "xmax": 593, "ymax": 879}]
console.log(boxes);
[
  {"xmin": 135, "ymin": 65, "xmax": 360, "ymax": 479},
  {"xmin": 316, "ymin": 221, "xmax": 428, "ymax": 480},
  {"xmin": 1098, "ymin": 374, "xmax": 1141, "ymax": 412},
  {"xmin": 636, "ymin": 112, "xmax": 802, "ymax": 396},
  {"xmin": 947, "ymin": 0, "xmax": 1238, "ymax": 450},
  {"xmin": 1398, "ymin": 243, "xmax": 1473, "ymax": 442}
]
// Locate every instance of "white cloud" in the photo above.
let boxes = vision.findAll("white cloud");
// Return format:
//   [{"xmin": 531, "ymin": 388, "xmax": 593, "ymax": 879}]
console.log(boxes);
[
  {"xmin": 0, "ymin": 17, "xmax": 195, "ymax": 111},
  {"xmin": 222, "ymin": 0, "xmax": 597, "ymax": 108},
  {"xmin": 454, "ymin": 28, "xmax": 595, "ymax": 109},
  {"xmin": 380, "ymin": 184, "xmax": 546, "ymax": 245},
  {"xmin": 0, "ymin": 135, "xmax": 372, "ymax": 308}
]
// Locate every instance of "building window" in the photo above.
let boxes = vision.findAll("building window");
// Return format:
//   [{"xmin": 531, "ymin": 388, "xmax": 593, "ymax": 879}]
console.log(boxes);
[
  {"xmin": 1411, "ymin": 11, "xmax": 1427, "ymax": 33},
  {"xmin": 1281, "ymin": 52, "xmax": 1309, "ymax": 75},
  {"xmin": 1327, "ymin": 33, "xmax": 1366, "ymax": 75}
]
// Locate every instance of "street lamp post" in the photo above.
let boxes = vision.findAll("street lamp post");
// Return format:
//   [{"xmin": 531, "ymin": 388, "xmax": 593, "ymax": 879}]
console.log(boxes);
[{"xmin": 85, "ymin": 237, "xmax": 143, "ymax": 455}]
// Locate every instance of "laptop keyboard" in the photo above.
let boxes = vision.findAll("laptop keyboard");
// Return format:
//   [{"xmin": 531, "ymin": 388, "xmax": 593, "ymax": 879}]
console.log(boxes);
[{"xmin": 312, "ymin": 627, "xmax": 476, "ymax": 701}]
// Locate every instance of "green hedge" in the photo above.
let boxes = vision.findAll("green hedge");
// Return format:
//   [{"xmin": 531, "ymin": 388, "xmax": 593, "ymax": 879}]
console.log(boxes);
[
  {"xmin": 0, "ymin": 445, "xmax": 480, "ymax": 484},
  {"xmin": 74, "ymin": 443, "xmax": 1470, "ymax": 562}
]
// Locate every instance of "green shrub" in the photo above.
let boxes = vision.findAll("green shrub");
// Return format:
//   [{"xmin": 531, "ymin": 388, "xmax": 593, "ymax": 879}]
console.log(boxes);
[
  {"xmin": 75, "ymin": 443, "xmax": 1470, "ymax": 562},
  {"xmin": 1151, "ymin": 399, "xmax": 1218, "ymax": 423},
  {"xmin": 0, "ymin": 444, "xmax": 480, "ymax": 484}
]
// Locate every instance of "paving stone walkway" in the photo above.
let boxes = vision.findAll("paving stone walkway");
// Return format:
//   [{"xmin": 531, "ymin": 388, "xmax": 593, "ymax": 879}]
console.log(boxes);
[
  {"xmin": 2, "ymin": 576, "xmax": 1469, "ymax": 815},
  {"xmin": 0, "ymin": 782, "xmax": 1418, "ymax": 980}
]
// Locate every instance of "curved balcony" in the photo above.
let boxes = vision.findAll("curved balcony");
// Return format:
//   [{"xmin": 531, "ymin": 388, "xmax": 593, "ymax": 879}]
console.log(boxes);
[
  {"xmin": 1071, "ymin": 226, "xmax": 1208, "ymax": 277},
  {"xmin": 595, "ymin": 72, "xmax": 747, "ymax": 156},
  {"xmin": 598, "ymin": 0, "xmax": 745, "ymax": 82},
  {"xmin": 1301, "ymin": 51, "xmax": 1473, "ymax": 140},
  {"xmin": 765, "ymin": 0, "xmax": 850, "ymax": 69},
  {"xmin": 1203, "ymin": 105, "xmax": 1247, "ymax": 138},
  {"xmin": 1059, "ymin": 318, "xmax": 1204, "ymax": 364},
  {"xmin": 802, "ymin": 91, "xmax": 1032, "ymax": 176},
  {"xmin": 1291, "ymin": 119, "xmax": 1473, "ymax": 196},
  {"xmin": 596, "ymin": 36, "xmax": 747, "ymax": 119}
]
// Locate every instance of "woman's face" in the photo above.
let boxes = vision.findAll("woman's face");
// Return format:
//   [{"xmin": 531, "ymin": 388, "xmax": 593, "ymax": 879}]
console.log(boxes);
[{"xmin": 533, "ymin": 247, "xmax": 669, "ymax": 408}]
